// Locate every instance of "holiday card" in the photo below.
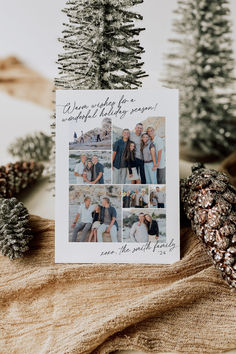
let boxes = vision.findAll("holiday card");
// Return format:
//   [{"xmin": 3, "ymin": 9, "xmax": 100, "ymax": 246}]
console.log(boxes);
[{"xmin": 55, "ymin": 89, "xmax": 179, "ymax": 264}]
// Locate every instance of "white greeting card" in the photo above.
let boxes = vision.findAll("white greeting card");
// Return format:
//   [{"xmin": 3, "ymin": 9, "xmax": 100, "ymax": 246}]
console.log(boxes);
[{"xmin": 55, "ymin": 89, "xmax": 179, "ymax": 264}]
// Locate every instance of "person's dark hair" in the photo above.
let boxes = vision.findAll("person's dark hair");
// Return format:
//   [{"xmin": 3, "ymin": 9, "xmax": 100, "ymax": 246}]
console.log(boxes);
[
  {"xmin": 93, "ymin": 205, "xmax": 101, "ymax": 220},
  {"xmin": 124, "ymin": 140, "xmax": 136, "ymax": 162},
  {"xmin": 139, "ymin": 196, "xmax": 144, "ymax": 207},
  {"xmin": 150, "ymin": 191, "xmax": 157, "ymax": 205},
  {"xmin": 140, "ymin": 133, "xmax": 149, "ymax": 152},
  {"xmin": 136, "ymin": 123, "xmax": 143, "ymax": 127},
  {"xmin": 103, "ymin": 197, "xmax": 110, "ymax": 204},
  {"xmin": 85, "ymin": 160, "xmax": 93, "ymax": 171}
]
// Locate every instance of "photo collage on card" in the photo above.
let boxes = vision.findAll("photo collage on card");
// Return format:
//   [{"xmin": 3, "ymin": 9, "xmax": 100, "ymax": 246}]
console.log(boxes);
[{"xmin": 68, "ymin": 113, "xmax": 166, "ymax": 245}]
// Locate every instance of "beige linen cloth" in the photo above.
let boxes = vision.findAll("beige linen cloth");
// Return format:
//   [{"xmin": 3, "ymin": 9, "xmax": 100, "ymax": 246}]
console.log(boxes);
[{"xmin": 0, "ymin": 57, "xmax": 236, "ymax": 354}]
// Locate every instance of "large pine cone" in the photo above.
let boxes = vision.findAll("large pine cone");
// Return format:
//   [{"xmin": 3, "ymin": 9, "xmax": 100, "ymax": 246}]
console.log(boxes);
[
  {"xmin": 8, "ymin": 132, "xmax": 53, "ymax": 162},
  {"xmin": 0, "ymin": 161, "xmax": 44, "ymax": 198},
  {"xmin": 181, "ymin": 163, "xmax": 236, "ymax": 290},
  {"xmin": 0, "ymin": 197, "xmax": 33, "ymax": 259}
]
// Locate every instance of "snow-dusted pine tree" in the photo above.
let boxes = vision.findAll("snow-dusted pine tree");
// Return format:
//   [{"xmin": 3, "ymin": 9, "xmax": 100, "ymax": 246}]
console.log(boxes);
[
  {"xmin": 56, "ymin": 0, "xmax": 147, "ymax": 90},
  {"xmin": 49, "ymin": 0, "xmax": 147, "ymax": 190},
  {"xmin": 164, "ymin": 0, "xmax": 236, "ymax": 160}
]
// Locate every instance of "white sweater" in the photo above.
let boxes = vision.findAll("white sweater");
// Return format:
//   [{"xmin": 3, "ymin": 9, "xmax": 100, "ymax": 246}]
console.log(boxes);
[{"xmin": 130, "ymin": 222, "xmax": 148, "ymax": 243}]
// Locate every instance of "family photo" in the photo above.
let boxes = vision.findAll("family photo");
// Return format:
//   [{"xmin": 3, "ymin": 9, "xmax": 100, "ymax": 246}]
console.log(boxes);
[
  {"xmin": 150, "ymin": 185, "xmax": 166, "ymax": 208},
  {"xmin": 123, "ymin": 209, "xmax": 166, "ymax": 243},
  {"xmin": 122, "ymin": 186, "xmax": 149, "ymax": 208},
  {"xmin": 69, "ymin": 185, "xmax": 121, "ymax": 242},
  {"xmin": 69, "ymin": 151, "xmax": 111, "ymax": 185},
  {"xmin": 69, "ymin": 117, "xmax": 111, "ymax": 150},
  {"xmin": 112, "ymin": 117, "xmax": 166, "ymax": 185}
]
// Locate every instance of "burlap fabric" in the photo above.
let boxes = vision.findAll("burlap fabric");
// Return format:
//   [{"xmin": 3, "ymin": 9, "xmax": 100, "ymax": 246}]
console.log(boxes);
[{"xmin": 0, "ymin": 57, "xmax": 235, "ymax": 354}]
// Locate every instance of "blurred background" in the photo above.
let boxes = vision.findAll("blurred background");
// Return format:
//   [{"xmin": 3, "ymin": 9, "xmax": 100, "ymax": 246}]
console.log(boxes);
[{"xmin": 0, "ymin": 0, "xmax": 235, "ymax": 219}]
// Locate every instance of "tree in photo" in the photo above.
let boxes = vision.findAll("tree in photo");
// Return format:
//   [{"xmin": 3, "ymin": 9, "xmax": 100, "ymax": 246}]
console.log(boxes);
[
  {"xmin": 164, "ymin": 0, "xmax": 236, "ymax": 160},
  {"xmin": 56, "ymin": 0, "xmax": 147, "ymax": 90}
]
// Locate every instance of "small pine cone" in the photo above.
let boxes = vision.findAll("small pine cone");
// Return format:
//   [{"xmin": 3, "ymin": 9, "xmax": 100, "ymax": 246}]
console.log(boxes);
[
  {"xmin": 0, "ymin": 161, "xmax": 44, "ymax": 198},
  {"xmin": 0, "ymin": 198, "xmax": 33, "ymax": 259},
  {"xmin": 181, "ymin": 163, "xmax": 236, "ymax": 290},
  {"xmin": 8, "ymin": 132, "xmax": 53, "ymax": 162}
]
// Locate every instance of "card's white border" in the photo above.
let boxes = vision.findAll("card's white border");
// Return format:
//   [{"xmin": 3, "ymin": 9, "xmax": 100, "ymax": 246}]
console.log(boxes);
[{"xmin": 55, "ymin": 89, "xmax": 179, "ymax": 264}]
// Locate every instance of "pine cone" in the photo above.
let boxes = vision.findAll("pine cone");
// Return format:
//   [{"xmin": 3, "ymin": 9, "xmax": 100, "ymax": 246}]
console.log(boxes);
[
  {"xmin": 0, "ymin": 198, "xmax": 33, "ymax": 259},
  {"xmin": 181, "ymin": 163, "xmax": 236, "ymax": 290},
  {"xmin": 8, "ymin": 132, "xmax": 53, "ymax": 162},
  {"xmin": 0, "ymin": 161, "xmax": 44, "ymax": 198}
]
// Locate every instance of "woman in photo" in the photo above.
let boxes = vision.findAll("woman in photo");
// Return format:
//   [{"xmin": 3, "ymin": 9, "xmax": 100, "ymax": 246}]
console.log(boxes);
[
  {"xmin": 137, "ymin": 196, "xmax": 148, "ymax": 208},
  {"xmin": 123, "ymin": 191, "xmax": 131, "ymax": 208},
  {"xmin": 141, "ymin": 133, "xmax": 157, "ymax": 184},
  {"xmin": 88, "ymin": 205, "xmax": 101, "ymax": 242},
  {"xmin": 130, "ymin": 193, "xmax": 137, "ymax": 208},
  {"xmin": 124, "ymin": 141, "xmax": 141, "ymax": 184},
  {"xmin": 150, "ymin": 191, "xmax": 158, "ymax": 208},
  {"xmin": 144, "ymin": 214, "xmax": 159, "ymax": 243},
  {"xmin": 83, "ymin": 160, "xmax": 93, "ymax": 184}
]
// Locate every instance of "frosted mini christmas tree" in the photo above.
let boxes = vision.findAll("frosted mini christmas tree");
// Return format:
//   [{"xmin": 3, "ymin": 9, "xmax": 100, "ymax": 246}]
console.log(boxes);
[{"xmin": 164, "ymin": 0, "xmax": 236, "ymax": 160}]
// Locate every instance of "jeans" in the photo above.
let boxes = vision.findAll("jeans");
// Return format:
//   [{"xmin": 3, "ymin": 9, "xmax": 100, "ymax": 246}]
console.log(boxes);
[
  {"xmin": 136, "ymin": 158, "xmax": 146, "ymax": 184},
  {"xmin": 144, "ymin": 162, "xmax": 157, "ymax": 184},
  {"xmin": 157, "ymin": 167, "xmax": 166, "ymax": 184},
  {"xmin": 113, "ymin": 167, "xmax": 127, "ymax": 184},
  {"xmin": 97, "ymin": 224, "xmax": 118, "ymax": 242},
  {"xmin": 72, "ymin": 222, "xmax": 92, "ymax": 242}
]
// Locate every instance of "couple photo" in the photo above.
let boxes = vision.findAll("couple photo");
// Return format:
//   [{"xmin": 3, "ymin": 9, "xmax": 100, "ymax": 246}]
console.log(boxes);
[
  {"xmin": 123, "ymin": 186, "xmax": 149, "ymax": 208},
  {"xmin": 112, "ymin": 117, "xmax": 166, "ymax": 185},
  {"xmin": 69, "ymin": 185, "xmax": 121, "ymax": 242},
  {"xmin": 123, "ymin": 209, "xmax": 166, "ymax": 243},
  {"xmin": 150, "ymin": 185, "xmax": 166, "ymax": 208},
  {"xmin": 69, "ymin": 151, "xmax": 111, "ymax": 185},
  {"xmin": 69, "ymin": 118, "xmax": 111, "ymax": 150}
]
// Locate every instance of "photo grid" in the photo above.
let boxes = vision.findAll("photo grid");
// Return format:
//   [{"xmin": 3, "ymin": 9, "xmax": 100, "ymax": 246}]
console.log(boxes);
[{"xmin": 68, "ymin": 116, "xmax": 166, "ymax": 244}]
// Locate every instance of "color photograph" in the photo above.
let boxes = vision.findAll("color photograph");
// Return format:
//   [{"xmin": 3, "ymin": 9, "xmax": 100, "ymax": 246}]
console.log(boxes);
[
  {"xmin": 69, "ymin": 185, "xmax": 122, "ymax": 242},
  {"xmin": 69, "ymin": 151, "xmax": 111, "ymax": 185},
  {"xmin": 69, "ymin": 117, "xmax": 111, "ymax": 150},
  {"xmin": 112, "ymin": 117, "xmax": 165, "ymax": 185},
  {"xmin": 122, "ymin": 185, "xmax": 149, "ymax": 208},
  {"xmin": 150, "ymin": 185, "xmax": 166, "ymax": 208},
  {"xmin": 123, "ymin": 209, "xmax": 166, "ymax": 243}
]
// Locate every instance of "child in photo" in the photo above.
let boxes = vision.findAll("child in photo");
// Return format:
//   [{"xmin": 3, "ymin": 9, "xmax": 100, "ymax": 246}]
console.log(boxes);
[
  {"xmin": 83, "ymin": 160, "xmax": 93, "ymax": 184},
  {"xmin": 88, "ymin": 206, "xmax": 101, "ymax": 242},
  {"xmin": 124, "ymin": 140, "xmax": 141, "ymax": 184}
]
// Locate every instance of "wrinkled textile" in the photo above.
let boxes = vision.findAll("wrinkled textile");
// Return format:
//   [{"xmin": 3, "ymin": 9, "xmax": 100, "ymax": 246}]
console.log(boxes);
[
  {"xmin": 0, "ymin": 57, "xmax": 236, "ymax": 354},
  {"xmin": 0, "ymin": 215, "xmax": 236, "ymax": 354}
]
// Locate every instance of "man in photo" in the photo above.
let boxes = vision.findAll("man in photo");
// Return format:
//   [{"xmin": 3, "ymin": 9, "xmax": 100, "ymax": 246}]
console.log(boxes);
[
  {"xmin": 112, "ymin": 128, "xmax": 130, "ymax": 184},
  {"xmin": 156, "ymin": 186, "xmax": 165, "ymax": 208},
  {"xmin": 141, "ymin": 189, "xmax": 149, "ymax": 206},
  {"xmin": 130, "ymin": 123, "xmax": 146, "ymax": 184},
  {"xmin": 123, "ymin": 191, "xmax": 131, "ymax": 208},
  {"xmin": 97, "ymin": 197, "xmax": 118, "ymax": 242},
  {"xmin": 147, "ymin": 127, "xmax": 166, "ymax": 184},
  {"xmin": 71, "ymin": 197, "xmax": 95, "ymax": 242},
  {"xmin": 74, "ymin": 154, "xmax": 87, "ymax": 185},
  {"xmin": 130, "ymin": 212, "xmax": 148, "ymax": 242},
  {"xmin": 90, "ymin": 155, "xmax": 104, "ymax": 184}
]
